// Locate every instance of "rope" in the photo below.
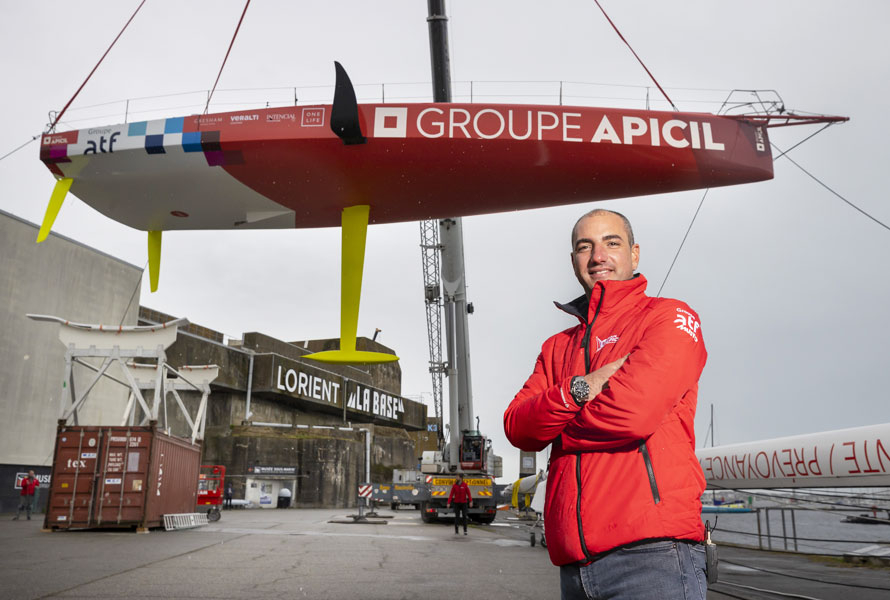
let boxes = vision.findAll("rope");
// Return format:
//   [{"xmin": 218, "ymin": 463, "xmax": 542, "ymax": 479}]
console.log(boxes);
[
  {"xmin": 0, "ymin": 135, "xmax": 40, "ymax": 163},
  {"xmin": 713, "ymin": 581, "xmax": 823, "ymax": 600},
  {"xmin": 592, "ymin": 0, "xmax": 677, "ymax": 111},
  {"xmin": 773, "ymin": 143, "xmax": 890, "ymax": 232},
  {"xmin": 656, "ymin": 189, "xmax": 708, "ymax": 297},
  {"xmin": 203, "ymin": 0, "xmax": 252, "ymax": 116},
  {"xmin": 47, "ymin": 0, "xmax": 147, "ymax": 133},
  {"xmin": 118, "ymin": 260, "xmax": 148, "ymax": 328},
  {"xmin": 719, "ymin": 559, "xmax": 890, "ymax": 592}
]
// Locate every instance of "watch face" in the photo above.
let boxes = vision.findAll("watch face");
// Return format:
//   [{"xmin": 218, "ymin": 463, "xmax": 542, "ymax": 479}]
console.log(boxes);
[{"xmin": 571, "ymin": 377, "xmax": 589, "ymax": 401}]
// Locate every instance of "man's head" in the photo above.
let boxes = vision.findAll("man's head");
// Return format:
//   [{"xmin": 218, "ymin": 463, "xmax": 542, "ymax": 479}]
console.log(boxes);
[
  {"xmin": 571, "ymin": 209, "xmax": 639, "ymax": 294},
  {"xmin": 456, "ymin": 474, "xmax": 463, "ymax": 482},
  {"xmin": 28, "ymin": 470, "xmax": 35, "ymax": 478}
]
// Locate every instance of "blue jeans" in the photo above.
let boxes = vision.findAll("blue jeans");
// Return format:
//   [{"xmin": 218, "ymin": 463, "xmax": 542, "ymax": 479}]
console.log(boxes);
[{"xmin": 560, "ymin": 540, "xmax": 707, "ymax": 600}]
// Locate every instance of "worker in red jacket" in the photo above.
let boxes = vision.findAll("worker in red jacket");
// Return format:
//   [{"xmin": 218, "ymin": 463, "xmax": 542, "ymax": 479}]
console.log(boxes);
[
  {"xmin": 504, "ymin": 209, "xmax": 708, "ymax": 600},
  {"xmin": 14, "ymin": 471, "xmax": 40, "ymax": 521},
  {"xmin": 446, "ymin": 474, "xmax": 473, "ymax": 535}
]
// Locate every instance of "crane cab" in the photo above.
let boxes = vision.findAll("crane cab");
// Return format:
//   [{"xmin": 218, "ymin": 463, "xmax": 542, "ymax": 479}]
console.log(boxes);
[{"xmin": 460, "ymin": 432, "xmax": 485, "ymax": 471}]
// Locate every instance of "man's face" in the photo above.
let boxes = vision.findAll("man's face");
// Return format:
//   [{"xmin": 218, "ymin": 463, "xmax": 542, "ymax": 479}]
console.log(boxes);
[
  {"xmin": 571, "ymin": 213, "xmax": 640, "ymax": 294},
  {"xmin": 28, "ymin": 471, "xmax": 35, "ymax": 478}
]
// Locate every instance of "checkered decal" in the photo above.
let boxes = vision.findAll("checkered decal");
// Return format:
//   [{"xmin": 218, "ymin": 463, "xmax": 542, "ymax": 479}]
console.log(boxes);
[{"xmin": 41, "ymin": 116, "xmax": 243, "ymax": 170}]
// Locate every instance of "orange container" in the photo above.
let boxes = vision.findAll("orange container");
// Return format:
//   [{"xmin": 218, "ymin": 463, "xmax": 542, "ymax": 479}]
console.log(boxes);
[{"xmin": 44, "ymin": 424, "xmax": 201, "ymax": 530}]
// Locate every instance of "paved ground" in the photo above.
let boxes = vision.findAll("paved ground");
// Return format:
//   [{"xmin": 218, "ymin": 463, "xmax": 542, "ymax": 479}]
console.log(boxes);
[
  {"xmin": 1, "ymin": 508, "xmax": 556, "ymax": 599},
  {"xmin": 1, "ymin": 509, "xmax": 887, "ymax": 599}
]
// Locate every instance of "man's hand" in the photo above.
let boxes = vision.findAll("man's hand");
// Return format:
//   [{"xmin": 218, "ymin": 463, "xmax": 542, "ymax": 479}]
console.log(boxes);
[{"xmin": 581, "ymin": 354, "xmax": 629, "ymax": 402}]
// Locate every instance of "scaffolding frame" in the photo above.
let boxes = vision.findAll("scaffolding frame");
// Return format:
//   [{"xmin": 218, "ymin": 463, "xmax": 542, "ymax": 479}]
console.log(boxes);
[{"xmin": 27, "ymin": 314, "xmax": 217, "ymax": 442}]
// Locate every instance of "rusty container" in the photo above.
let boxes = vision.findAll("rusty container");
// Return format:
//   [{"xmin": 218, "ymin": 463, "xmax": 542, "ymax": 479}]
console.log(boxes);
[{"xmin": 44, "ymin": 423, "xmax": 201, "ymax": 530}]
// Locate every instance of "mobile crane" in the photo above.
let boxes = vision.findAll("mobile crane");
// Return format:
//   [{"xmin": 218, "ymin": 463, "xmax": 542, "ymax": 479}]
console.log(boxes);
[{"xmin": 414, "ymin": 0, "xmax": 501, "ymax": 525}]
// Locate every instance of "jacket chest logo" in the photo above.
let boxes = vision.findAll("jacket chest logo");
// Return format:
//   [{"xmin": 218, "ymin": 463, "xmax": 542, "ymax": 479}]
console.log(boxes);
[{"xmin": 595, "ymin": 334, "xmax": 620, "ymax": 353}]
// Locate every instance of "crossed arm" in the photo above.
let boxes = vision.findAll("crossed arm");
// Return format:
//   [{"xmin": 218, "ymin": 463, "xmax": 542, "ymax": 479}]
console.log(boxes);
[{"xmin": 503, "ymin": 308, "xmax": 707, "ymax": 452}]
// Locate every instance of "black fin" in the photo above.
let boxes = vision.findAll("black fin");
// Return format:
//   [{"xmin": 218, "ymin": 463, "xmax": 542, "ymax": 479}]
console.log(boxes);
[{"xmin": 330, "ymin": 61, "xmax": 367, "ymax": 145}]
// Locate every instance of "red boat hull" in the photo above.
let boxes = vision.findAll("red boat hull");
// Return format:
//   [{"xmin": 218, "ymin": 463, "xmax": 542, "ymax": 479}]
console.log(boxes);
[{"xmin": 40, "ymin": 103, "xmax": 772, "ymax": 231}]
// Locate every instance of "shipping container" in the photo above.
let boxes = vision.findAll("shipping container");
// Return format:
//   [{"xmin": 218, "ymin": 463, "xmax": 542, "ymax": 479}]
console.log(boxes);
[{"xmin": 44, "ymin": 424, "xmax": 201, "ymax": 530}]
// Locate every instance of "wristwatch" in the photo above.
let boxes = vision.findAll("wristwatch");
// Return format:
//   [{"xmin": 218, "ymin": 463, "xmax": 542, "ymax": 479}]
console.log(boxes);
[{"xmin": 570, "ymin": 376, "xmax": 590, "ymax": 406}]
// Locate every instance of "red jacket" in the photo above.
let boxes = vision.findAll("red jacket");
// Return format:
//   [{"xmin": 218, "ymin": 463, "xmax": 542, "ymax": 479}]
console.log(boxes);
[
  {"xmin": 504, "ymin": 275, "xmax": 707, "ymax": 566},
  {"xmin": 19, "ymin": 476, "xmax": 39, "ymax": 496},
  {"xmin": 448, "ymin": 481, "xmax": 472, "ymax": 504}
]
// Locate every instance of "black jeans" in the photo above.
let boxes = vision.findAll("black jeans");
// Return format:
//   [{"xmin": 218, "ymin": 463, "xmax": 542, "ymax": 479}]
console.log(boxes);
[{"xmin": 453, "ymin": 502, "xmax": 468, "ymax": 532}]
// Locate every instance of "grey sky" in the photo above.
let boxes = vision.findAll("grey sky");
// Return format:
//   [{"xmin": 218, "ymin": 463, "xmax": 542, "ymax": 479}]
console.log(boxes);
[{"xmin": 2, "ymin": 1, "xmax": 888, "ymax": 481}]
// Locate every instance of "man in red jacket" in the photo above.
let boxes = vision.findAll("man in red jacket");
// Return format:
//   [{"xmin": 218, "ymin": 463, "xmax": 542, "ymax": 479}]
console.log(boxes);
[
  {"xmin": 446, "ymin": 474, "xmax": 473, "ymax": 535},
  {"xmin": 504, "ymin": 210, "xmax": 708, "ymax": 599},
  {"xmin": 14, "ymin": 471, "xmax": 40, "ymax": 521}
]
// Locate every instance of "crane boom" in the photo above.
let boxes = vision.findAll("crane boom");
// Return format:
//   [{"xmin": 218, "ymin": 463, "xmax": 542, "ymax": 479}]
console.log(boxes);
[{"xmin": 419, "ymin": 219, "xmax": 445, "ymax": 446}]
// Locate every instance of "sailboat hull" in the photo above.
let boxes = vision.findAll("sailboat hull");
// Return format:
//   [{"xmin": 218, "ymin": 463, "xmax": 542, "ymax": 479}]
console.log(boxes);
[{"xmin": 40, "ymin": 103, "xmax": 773, "ymax": 231}]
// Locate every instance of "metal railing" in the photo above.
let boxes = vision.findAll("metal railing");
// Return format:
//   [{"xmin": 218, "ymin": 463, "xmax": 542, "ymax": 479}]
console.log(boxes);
[{"xmin": 48, "ymin": 80, "xmax": 781, "ymax": 132}]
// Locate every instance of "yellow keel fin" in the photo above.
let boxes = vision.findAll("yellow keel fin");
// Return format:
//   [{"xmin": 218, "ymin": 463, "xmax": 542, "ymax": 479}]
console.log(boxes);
[
  {"xmin": 148, "ymin": 230, "xmax": 162, "ymax": 293},
  {"xmin": 36, "ymin": 177, "xmax": 73, "ymax": 243},
  {"xmin": 305, "ymin": 205, "xmax": 399, "ymax": 365}
]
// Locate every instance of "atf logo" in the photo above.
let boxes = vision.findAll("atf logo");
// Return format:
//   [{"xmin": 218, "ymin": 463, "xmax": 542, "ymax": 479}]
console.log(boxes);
[
  {"xmin": 595, "ymin": 334, "xmax": 619, "ymax": 353},
  {"xmin": 374, "ymin": 107, "xmax": 408, "ymax": 138},
  {"xmin": 674, "ymin": 309, "xmax": 701, "ymax": 342}
]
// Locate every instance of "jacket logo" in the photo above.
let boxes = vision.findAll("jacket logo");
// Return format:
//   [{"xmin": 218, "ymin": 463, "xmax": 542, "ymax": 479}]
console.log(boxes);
[
  {"xmin": 595, "ymin": 335, "xmax": 619, "ymax": 353},
  {"xmin": 674, "ymin": 309, "xmax": 701, "ymax": 342}
]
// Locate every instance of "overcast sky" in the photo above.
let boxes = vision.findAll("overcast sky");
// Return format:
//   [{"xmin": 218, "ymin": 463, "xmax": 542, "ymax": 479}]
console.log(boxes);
[{"xmin": 2, "ymin": 1, "xmax": 888, "ymax": 481}]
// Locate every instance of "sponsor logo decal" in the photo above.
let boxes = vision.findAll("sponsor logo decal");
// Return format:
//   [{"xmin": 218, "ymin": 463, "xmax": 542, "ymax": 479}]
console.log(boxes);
[
  {"xmin": 230, "ymin": 114, "xmax": 259, "ymax": 123},
  {"xmin": 595, "ymin": 334, "xmax": 620, "ymax": 353},
  {"xmin": 42, "ymin": 132, "xmax": 77, "ymax": 145},
  {"xmin": 755, "ymin": 126, "xmax": 766, "ymax": 152},
  {"xmin": 301, "ymin": 107, "xmax": 325, "ymax": 127},
  {"xmin": 84, "ymin": 131, "xmax": 121, "ymax": 154},
  {"xmin": 373, "ymin": 107, "xmax": 408, "ymax": 138},
  {"xmin": 674, "ymin": 308, "xmax": 701, "ymax": 342},
  {"xmin": 267, "ymin": 112, "xmax": 296, "ymax": 123},
  {"xmin": 373, "ymin": 105, "xmax": 727, "ymax": 151}
]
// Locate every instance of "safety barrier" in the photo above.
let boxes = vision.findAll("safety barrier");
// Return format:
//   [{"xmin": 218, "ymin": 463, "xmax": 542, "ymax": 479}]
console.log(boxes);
[{"xmin": 163, "ymin": 512, "xmax": 209, "ymax": 531}]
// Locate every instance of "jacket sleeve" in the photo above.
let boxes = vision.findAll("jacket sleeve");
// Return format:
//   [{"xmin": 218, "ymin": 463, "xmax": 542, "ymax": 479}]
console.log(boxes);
[
  {"xmin": 504, "ymin": 339, "xmax": 585, "ymax": 452},
  {"xmin": 562, "ymin": 302, "xmax": 707, "ymax": 450}
]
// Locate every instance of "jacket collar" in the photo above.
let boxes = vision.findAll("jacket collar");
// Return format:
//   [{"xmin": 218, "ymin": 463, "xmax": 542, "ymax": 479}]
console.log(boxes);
[{"xmin": 555, "ymin": 274, "xmax": 648, "ymax": 324}]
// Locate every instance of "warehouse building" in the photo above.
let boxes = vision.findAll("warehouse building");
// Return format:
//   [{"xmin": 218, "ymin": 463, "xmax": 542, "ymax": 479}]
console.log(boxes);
[{"xmin": 1, "ymin": 209, "xmax": 429, "ymax": 513}]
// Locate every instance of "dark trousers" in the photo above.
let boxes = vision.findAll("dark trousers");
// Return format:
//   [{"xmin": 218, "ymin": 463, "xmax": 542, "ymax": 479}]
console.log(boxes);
[
  {"xmin": 453, "ymin": 502, "xmax": 468, "ymax": 532},
  {"xmin": 224, "ymin": 496, "xmax": 232, "ymax": 509},
  {"xmin": 16, "ymin": 495, "xmax": 35, "ymax": 519}
]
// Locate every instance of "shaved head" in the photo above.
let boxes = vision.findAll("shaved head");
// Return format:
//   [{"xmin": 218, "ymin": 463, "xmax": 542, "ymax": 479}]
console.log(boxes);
[{"xmin": 572, "ymin": 209, "xmax": 635, "ymax": 247}]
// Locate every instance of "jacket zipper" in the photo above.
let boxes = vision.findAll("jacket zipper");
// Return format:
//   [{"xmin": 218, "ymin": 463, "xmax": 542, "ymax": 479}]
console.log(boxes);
[
  {"xmin": 639, "ymin": 441, "xmax": 661, "ymax": 504},
  {"xmin": 575, "ymin": 284, "xmax": 605, "ymax": 562},
  {"xmin": 575, "ymin": 452, "xmax": 595, "ymax": 561}
]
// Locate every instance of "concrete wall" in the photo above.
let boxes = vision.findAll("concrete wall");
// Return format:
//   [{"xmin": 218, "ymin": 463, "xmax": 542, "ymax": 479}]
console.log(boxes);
[
  {"xmin": 0, "ymin": 211, "xmax": 142, "ymax": 467},
  {"xmin": 0, "ymin": 211, "xmax": 142, "ymax": 513},
  {"xmin": 163, "ymin": 392, "xmax": 418, "ymax": 507}
]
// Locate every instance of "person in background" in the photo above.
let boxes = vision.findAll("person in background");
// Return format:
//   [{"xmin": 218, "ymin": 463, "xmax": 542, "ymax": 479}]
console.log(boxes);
[
  {"xmin": 14, "ymin": 471, "xmax": 39, "ymax": 521},
  {"xmin": 447, "ymin": 474, "xmax": 473, "ymax": 535},
  {"xmin": 224, "ymin": 482, "xmax": 234, "ymax": 509}
]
